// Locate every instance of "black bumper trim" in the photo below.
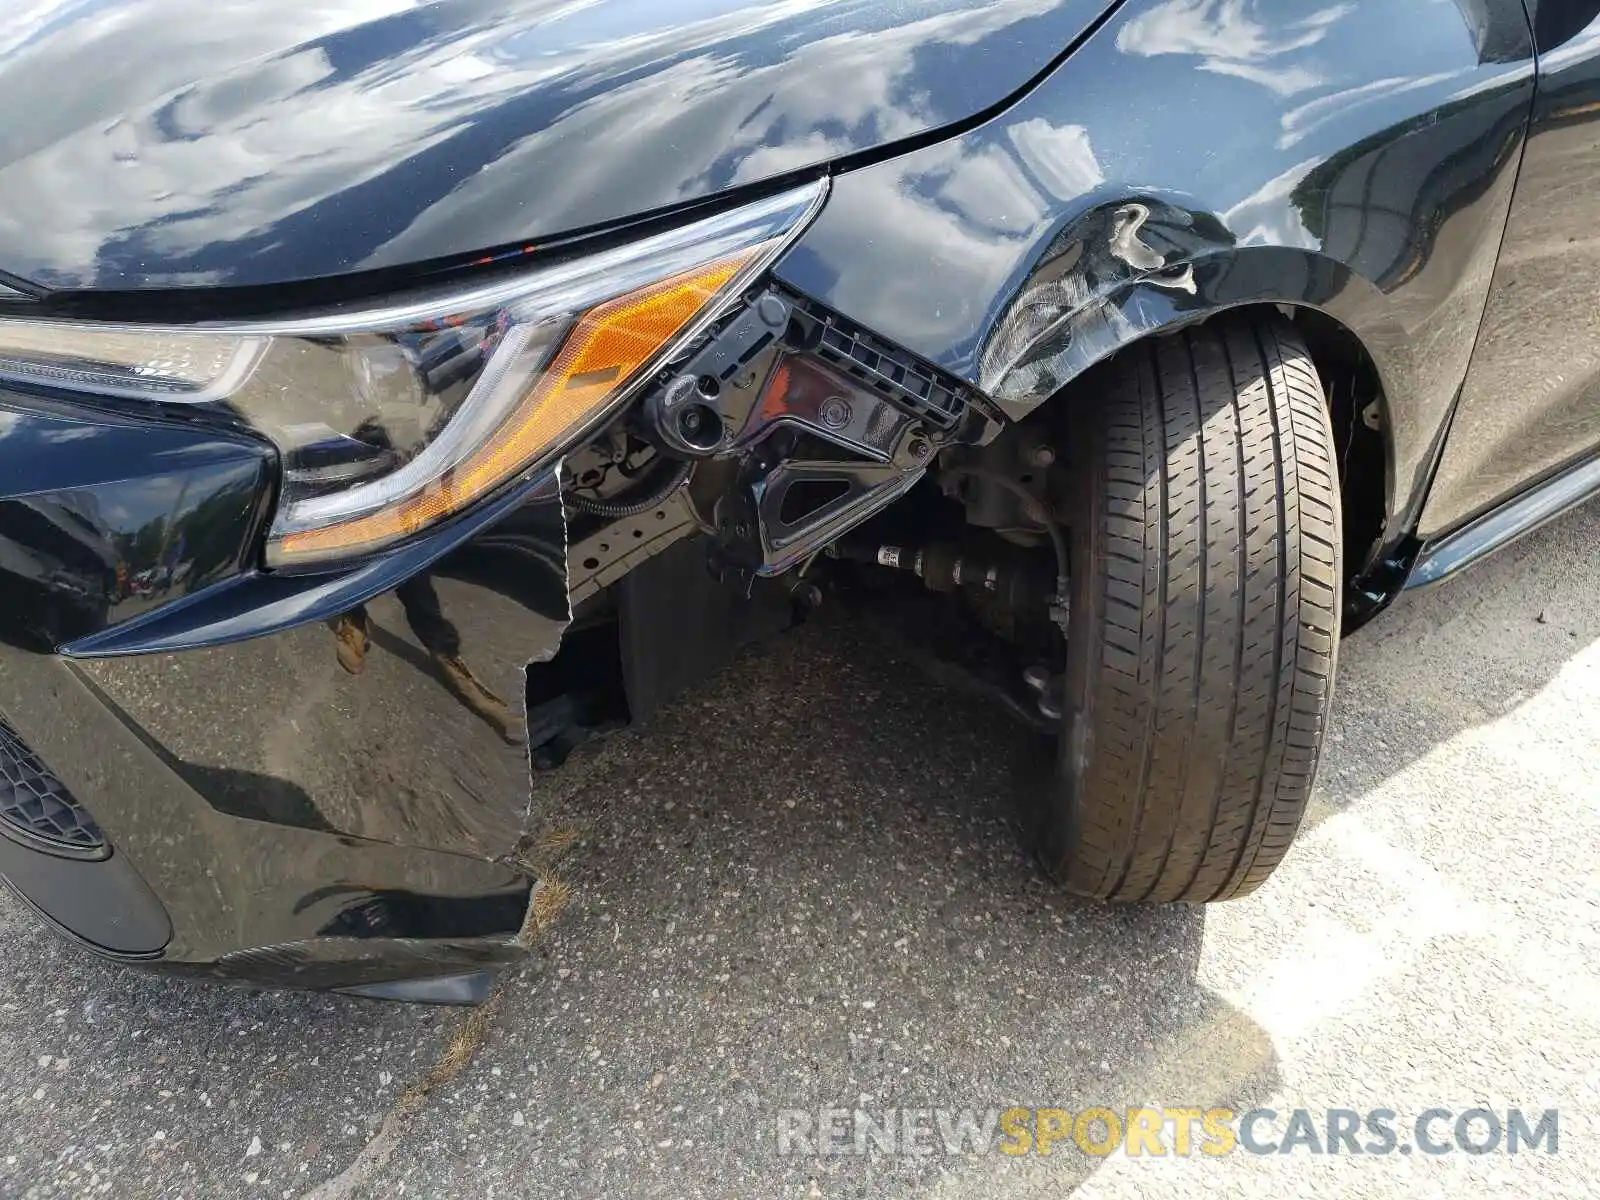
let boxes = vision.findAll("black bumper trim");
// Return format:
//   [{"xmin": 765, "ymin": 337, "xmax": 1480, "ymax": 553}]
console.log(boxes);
[{"xmin": 0, "ymin": 836, "xmax": 172, "ymax": 957}]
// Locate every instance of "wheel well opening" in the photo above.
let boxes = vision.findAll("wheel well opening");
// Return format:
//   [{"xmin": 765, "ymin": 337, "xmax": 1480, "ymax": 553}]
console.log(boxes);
[
  {"xmin": 1043, "ymin": 305, "xmax": 1395, "ymax": 588},
  {"xmin": 1033, "ymin": 303, "xmax": 1390, "ymax": 590},
  {"xmin": 1284, "ymin": 306, "xmax": 1389, "ymax": 581}
]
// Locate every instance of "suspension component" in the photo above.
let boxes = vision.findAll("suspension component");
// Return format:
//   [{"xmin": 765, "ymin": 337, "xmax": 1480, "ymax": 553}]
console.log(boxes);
[{"xmin": 832, "ymin": 538, "xmax": 1057, "ymax": 611}]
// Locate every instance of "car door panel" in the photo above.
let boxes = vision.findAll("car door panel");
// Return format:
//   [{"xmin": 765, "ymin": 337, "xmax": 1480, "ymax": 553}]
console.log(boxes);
[{"xmin": 1420, "ymin": 2, "xmax": 1600, "ymax": 539}]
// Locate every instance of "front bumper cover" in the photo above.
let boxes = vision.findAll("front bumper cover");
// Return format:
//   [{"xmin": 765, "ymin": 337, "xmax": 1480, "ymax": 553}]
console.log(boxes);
[{"xmin": 0, "ymin": 390, "xmax": 572, "ymax": 994}]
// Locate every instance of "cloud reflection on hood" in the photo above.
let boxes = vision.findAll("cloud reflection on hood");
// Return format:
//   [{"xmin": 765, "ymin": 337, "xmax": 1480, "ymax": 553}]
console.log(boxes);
[{"xmin": 0, "ymin": 0, "xmax": 1105, "ymax": 289}]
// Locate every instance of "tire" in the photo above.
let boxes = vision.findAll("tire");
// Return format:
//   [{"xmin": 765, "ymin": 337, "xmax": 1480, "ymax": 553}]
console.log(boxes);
[{"xmin": 1037, "ymin": 314, "xmax": 1341, "ymax": 903}]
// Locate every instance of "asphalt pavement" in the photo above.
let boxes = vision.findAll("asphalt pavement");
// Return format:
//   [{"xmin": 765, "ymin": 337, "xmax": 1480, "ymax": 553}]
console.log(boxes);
[{"xmin": 2, "ymin": 501, "xmax": 1598, "ymax": 1200}]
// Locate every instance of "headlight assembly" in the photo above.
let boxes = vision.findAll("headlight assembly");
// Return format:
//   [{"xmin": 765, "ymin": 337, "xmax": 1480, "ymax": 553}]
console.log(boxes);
[{"xmin": 0, "ymin": 183, "xmax": 824, "ymax": 567}]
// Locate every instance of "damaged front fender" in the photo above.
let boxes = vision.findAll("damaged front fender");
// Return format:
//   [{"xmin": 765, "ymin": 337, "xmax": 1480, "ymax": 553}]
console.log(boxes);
[{"xmin": 775, "ymin": 0, "xmax": 1537, "ymax": 545}]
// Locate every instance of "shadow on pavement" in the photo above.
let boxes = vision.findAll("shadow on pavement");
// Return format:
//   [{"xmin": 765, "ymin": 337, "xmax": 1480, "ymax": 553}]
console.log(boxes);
[
  {"xmin": 3, "ymin": 502, "xmax": 1594, "ymax": 1200},
  {"xmin": 475, "ymin": 501, "xmax": 1600, "ymax": 1200},
  {"xmin": 0, "ymin": 898, "xmax": 462, "ymax": 1195},
  {"xmin": 499, "ymin": 613, "xmax": 1283, "ymax": 1198}
]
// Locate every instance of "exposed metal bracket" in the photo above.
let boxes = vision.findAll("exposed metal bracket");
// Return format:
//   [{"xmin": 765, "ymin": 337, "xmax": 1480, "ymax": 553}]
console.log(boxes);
[
  {"xmin": 730, "ymin": 355, "xmax": 915, "ymax": 462},
  {"xmin": 566, "ymin": 490, "xmax": 700, "ymax": 607},
  {"xmin": 715, "ymin": 457, "xmax": 926, "ymax": 576}
]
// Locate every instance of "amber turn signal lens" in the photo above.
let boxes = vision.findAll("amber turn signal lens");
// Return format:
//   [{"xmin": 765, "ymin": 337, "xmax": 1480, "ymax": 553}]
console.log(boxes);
[{"xmin": 274, "ymin": 250, "xmax": 755, "ymax": 563}]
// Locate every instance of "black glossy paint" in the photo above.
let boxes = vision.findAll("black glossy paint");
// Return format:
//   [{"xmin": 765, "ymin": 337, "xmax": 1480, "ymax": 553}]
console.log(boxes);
[
  {"xmin": 776, "ymin": 0, "xmax": 1537, "ymax": 549},
  {"xmin": 0, "ymin": 396, "xmax": 273, "ymax": 649},
  {"xmin": 0, "ymin": 832, "xmax": 172, "ymax": 956},
  {"xmin": 0, "ymin": 631, "xmax": 537, "ymax": 982},
  {"xmin": 0, "ymin": 389, "xmax": 572, "ymax": 985},
  {"xmin": 65, "ymin": 471, "xmax": 568, "ymax": 657},
  {"xmin": 0, "ymin": 0, "xmax": 1117, "ymax": 291},
  {"xmin": 1419, "ymin": 3, "xmax": 1600, "ymax": 538}
]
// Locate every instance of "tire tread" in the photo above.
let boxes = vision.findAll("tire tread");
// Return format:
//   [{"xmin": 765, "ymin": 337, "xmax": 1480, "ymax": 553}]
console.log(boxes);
[{"xmin": 1044, "ymin": 314, "xmax": 1341, "ymax": 903}]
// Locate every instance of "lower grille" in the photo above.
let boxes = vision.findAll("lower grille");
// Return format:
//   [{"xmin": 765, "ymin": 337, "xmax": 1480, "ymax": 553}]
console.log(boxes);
[{"xmin": 0, "ymin": 718, "xmax": 107, "ymax": 859}]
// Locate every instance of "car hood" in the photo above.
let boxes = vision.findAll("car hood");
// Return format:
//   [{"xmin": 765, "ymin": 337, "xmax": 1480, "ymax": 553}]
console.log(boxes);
[{"xmin": 0, "ymin": 0, "xmax": 1116, "ymax": 293}]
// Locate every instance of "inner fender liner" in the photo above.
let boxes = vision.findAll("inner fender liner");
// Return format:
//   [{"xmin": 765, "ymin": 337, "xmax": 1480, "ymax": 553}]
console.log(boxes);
[{"xmin": 616, "ymin": 535, "xmax": 794, "ymax": 721}]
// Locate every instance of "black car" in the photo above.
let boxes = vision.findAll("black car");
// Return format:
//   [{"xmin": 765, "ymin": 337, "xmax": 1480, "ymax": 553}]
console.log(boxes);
[{"xmin": 0, "ymin": 0, "xmax": 1595, "ymax": 1002}]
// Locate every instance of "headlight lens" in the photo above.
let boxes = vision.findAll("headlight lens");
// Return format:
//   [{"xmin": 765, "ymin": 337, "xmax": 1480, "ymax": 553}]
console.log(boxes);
[{"xmin": 0, "ymin": 184, "xmax": 823, "ymax": 567}]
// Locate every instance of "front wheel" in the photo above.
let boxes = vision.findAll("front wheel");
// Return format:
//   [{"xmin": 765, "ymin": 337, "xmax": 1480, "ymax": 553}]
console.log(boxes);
[{"xmin": 1037, "ymin": 314, "xmax": 1342, "ymax": 903}]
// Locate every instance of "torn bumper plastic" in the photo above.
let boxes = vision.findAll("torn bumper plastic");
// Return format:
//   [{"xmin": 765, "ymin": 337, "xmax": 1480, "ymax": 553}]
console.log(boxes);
[{"xmin": 0, "ymin": 392, "xmax": 571, "ymax": 993}]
